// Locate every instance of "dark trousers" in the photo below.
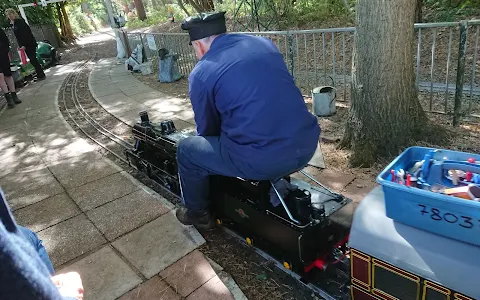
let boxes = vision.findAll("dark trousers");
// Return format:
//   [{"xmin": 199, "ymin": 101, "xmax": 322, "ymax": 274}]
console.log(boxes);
[
  {"xmin": 24, "ymin": 45, "xmax": 45, "ymax": 78},
  {"xmin": 177, "ymin": 136, "xmax": 314, "ymax": 212}
]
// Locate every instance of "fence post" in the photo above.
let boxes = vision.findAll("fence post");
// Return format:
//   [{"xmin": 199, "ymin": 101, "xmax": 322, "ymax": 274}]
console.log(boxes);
[
  {"xmin": 453, "ymin": 21, "xmax": 468, "ymax": 126},
  {"xmin": 139, "ymin": 33, "xmax": 147, "ymax": 60},
  {"xmin": 288, "ymin": 33, "xmax": 295, "ymax": 79}
]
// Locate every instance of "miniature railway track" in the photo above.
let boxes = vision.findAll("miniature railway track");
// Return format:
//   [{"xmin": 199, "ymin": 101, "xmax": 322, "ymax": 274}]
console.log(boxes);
[
  {"xmin": 60, "ymin": 56, "xmax": 134, "ymax": 165},
  {"xmin": 0, "ymin": 98, "xmax": 6, "ymax": 114},
  {"xmin": 60, "ymin": 57, "xmax": 184, "ymax": 205},
  {"xmin": 59, "ymin": 56, "xmax": 345, "ymax": 300}
]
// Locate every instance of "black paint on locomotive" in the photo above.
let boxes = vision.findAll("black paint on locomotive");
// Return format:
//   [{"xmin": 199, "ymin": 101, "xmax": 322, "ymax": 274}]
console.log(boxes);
[{"xmin": 125, "ymin": 111, "xmax": 352, "ymax": 275}]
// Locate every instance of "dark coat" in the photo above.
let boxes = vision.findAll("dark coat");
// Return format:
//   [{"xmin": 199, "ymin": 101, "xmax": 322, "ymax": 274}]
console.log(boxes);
[
  {"xmin": 0, "ymin": 28, "xmax": 10, "ymax": 54},
  {"xmin": 12, "ymin": 18, "xmax": 37, "ymax": 48}
]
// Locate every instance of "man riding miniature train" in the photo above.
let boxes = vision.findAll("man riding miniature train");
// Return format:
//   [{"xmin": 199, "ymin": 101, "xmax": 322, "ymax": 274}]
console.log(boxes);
[{"xmin": 175, "ymin": 12, "xmax": 321, "ymax": 229}]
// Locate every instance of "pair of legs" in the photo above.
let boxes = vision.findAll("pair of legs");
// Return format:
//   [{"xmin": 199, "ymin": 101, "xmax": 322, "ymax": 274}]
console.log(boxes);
[
  {"xmin": 18, "ymin": 226, "xmax": 55, "ymax": 275},
  {"xmin": 24, "ymin": 45, "xmax": 45, "ymax": 79},
  {"xmin": 0, "ymin": 52, "xmax": 21, "ymax": 108},
  {"xmin": 176, "ymin": 136, "xmax": 314, "ymax": 228},
  {"xmin": 0, "ymin": 72, "xmax": 15, "ymax": 94}
]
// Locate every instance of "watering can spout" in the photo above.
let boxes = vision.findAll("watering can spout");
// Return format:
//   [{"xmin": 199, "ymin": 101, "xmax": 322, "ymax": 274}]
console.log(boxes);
[{"xmin": 311, "ymin": 86, "xmax": 336, "ymax": 117}]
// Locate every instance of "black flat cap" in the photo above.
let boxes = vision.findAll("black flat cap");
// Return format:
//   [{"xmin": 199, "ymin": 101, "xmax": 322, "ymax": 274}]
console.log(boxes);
[{"xmin": 181, "ymin": 12, "xmax": 226, "ymax": 45}]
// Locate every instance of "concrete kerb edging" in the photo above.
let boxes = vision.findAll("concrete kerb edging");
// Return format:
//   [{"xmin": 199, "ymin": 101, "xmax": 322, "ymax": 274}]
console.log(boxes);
[
  {"xmin": 88, "ymin": 58, "xmax": 249, "ymax": 300},
  {"xmin": 88, "ymin": 60, "xmax": 127, "ymax": 115},
  {"xmin": 205, "ymin": 255, "xmax": 248, "ymax": 299}
]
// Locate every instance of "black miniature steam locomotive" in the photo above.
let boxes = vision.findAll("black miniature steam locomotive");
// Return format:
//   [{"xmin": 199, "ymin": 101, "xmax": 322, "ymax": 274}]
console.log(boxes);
[{"xmin": 125, "ymin": 111, "xmax": 352, "ymax": 276}]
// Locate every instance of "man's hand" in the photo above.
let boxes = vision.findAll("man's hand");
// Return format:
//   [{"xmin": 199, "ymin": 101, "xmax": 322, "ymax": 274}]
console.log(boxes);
[{"xmin": 51, "ymin": 272, "xmax": 84, "ymax": 300}]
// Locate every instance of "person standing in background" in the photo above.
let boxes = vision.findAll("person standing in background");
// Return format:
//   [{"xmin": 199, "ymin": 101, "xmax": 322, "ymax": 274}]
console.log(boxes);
[
  {"xmin": 5, "ymin": 8, "xmax": 46, "ymax": 80},
  {"xmin": 0, "ymin": 26, "xmax": 21, "ymax": 108}
]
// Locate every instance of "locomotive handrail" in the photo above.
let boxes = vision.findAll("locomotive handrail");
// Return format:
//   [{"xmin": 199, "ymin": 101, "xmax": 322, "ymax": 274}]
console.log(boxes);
[{"xmin": 270, "ymin": 181, "xmax": 301, "ymax": 224}]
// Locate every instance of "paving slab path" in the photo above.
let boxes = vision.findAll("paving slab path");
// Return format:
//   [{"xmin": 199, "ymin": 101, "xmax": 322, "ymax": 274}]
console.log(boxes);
[{"xmin": 0, "ymin": 61, "xmax": 246, "ymax": 300}]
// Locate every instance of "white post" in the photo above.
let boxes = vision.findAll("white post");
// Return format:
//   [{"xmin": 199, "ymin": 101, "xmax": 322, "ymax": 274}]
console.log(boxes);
[
  {"xmin": 104, "ymin": 0, "xmax": 116, "ymax": 27},
  {"xmin": 104, "ymin": 0, "xmax": 127, "ymax": 59}
]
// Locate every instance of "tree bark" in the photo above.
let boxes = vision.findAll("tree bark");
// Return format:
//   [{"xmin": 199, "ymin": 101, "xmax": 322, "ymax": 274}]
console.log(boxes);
[
  {"xmin": 177, "ymin": 0, "xmax": 191, "ymax": 16},
  {"xmin": 134, "ymin": 0, "xmax": 147, "ymax": 20},
  {"xmin": 415, "ymin": 0, "xmax": 422, "ymax": 23},
  {"xmin": 56, "ymin": 3, "xmax": 65, "ymax": 36},
  {"xmin": 341, "ymin": 0, "xmax": 428, "ymax": 167},
  {"xmin": 61, "ymin": 3, "xmax": 75, "ymax": 40},
  {"xmin": 186, "ymin": 0, "xmax": 203, "ymax": 13},
  {"xmin": 56, "ymin": 3, "xmax": 76, "ymax": 43},
  {"xmin": 203, "ymin": 0, "xmax": 215, "ymax": 11},
  {"xmin": 187, "ymin": 0, "xmax": 215, "ymax": 13}
]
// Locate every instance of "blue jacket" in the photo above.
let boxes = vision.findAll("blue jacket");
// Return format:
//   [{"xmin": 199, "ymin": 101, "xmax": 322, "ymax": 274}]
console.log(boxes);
[
  {"xmin": 189, "ymin": 34, "xmax": 320, "ymax": 164},
  {"xmin": 0, "ymin": 189, "xmax": 72, "ymax": 300}
]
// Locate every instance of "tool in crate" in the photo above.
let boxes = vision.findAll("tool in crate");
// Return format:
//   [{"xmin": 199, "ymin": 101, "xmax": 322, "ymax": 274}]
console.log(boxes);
[{"xmin": 388, "ymin": 148, "xmax": 480, "ymax": 200}]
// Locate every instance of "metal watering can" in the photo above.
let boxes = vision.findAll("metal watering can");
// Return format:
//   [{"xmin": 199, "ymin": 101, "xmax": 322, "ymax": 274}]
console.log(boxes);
[{"xmin": 311, "ymin": 86, "xmax": 336, "ymax": 117}]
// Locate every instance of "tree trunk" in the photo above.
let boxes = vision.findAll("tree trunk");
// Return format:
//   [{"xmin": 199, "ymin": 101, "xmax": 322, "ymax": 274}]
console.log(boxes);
[
  {"xmin": 415, "ymin": 0, "xmax": 422, "ymax": 23},
  {"xmin": 187, "ymin": 0, "xmax": 214, "ymax": 13},
  {"xmin": 186, "ymin": 0, "xmax": 203, "ymax": 13},
  {"xmin": 341, "ymin": 0, "xmax": 428, "ymax": 167},
  {"xmin": 56, "ymin": 3, "xmax": 65, "ymax": 36},
  {"xmin": 177, "ymin": 0, "xmax": 191, "ymax": 16},
  {"xmin": 134, "ymin": 0, "xmax": 147, "ymax": 20},
  {"xmin": 56, "ymin": 3, "xmax": 76, "ymax": 43},
  {"xmin": 203, "ymin": 0, "xmax": 215, "ymax": 11},
  {"xmin": 61, "ymin": 3, "xmax": 76, "ymax": 40}
]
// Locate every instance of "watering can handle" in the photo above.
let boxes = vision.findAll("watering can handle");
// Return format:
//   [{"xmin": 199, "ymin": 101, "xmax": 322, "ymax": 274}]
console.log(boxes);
[{"xmin": 330, "ymin": 90, "xmax": 336, "ymax": 106}]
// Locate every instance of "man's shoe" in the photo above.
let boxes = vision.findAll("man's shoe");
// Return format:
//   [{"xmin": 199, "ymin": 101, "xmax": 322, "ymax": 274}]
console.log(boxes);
[
  {"xmin": 4, "ymin": 93, "xmax": 15, "ymax": 108},
  {"xmin": 36, "ymin": 75, "xmax": 46, "ymax": 81},
  {"xmin": 11, "ymin": 92, "xmax": 21, "ymax": 104},
  {"xmin": 176, "ymin": 207, "xmax": 216, "ymax": 230}
]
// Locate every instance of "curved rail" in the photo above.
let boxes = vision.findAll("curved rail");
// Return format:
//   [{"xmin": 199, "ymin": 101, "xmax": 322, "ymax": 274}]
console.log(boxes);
[{"xmin": 61, "ymin": 56, "xmax": 132, "ymax": 165}]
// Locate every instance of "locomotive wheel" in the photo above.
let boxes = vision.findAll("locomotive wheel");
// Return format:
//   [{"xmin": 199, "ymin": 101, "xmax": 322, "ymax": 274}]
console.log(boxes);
[{"xmin": 246, "ymin": 237, "xmax": 253, "ymax": 246}]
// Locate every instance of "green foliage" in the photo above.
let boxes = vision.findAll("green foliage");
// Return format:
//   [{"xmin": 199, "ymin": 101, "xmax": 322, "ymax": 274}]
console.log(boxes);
[
  {"xmin": 81, "ymin": 0, "xmax": 109, "ymax": 25},
  {"xmin": 122, "ymin": 0, "xmax": 356, "ymax": 31},
  {"xmin": 424, "ymin": 0, "xmax": 480, "ymax": 22},
  {"xmin": 281, "ymin": 0, "xmax": 354, "ymax": 28},
  {"xmin": 68, "ymin": 5, "xmax": 93, "ymax": 35},
  {"xmin": 0, "ymin": 0, "xmax": 57, "ymax": 27},
  {"xmin": 61, "ymin": 1, "xmax": 109, "ymax": 36},
  {"xmin": 125, "ymin": 5, "xmax": 186, "ymax": 29}
]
